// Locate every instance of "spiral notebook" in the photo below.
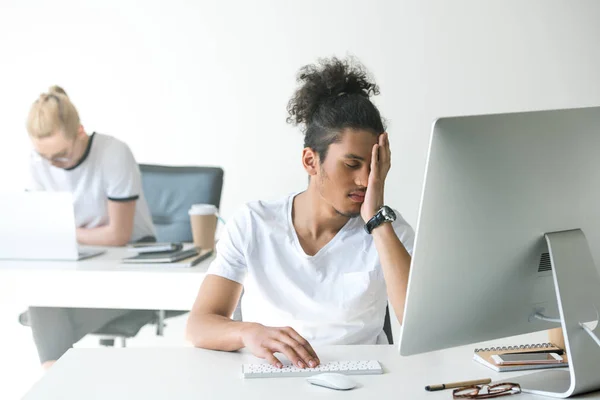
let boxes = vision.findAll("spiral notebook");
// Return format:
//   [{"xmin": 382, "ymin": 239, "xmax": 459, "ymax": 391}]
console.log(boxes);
[{"xmin": 473, "ymin": 342, "xmax": 569, "ymax": 372}]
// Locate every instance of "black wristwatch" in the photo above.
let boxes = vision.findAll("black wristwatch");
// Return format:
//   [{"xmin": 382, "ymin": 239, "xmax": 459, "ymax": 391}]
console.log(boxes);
[{"xmin": 364, "ymin": 206, "xmax": 396, "ymax": 234}]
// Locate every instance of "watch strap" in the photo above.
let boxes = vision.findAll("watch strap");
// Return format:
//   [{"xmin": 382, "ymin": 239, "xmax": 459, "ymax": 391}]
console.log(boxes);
[{"xmin": 364, "ymin": 210, "xmax": 384, "ymax": 234}]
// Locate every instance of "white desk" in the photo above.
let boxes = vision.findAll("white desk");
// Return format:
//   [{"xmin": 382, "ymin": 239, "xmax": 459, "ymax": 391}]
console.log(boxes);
[
  {"xmin": 0, "ymin": 247, "xmax": 212, "ymax": 310},
  {"xmin": 22, "ymin": 334, "xmax": 600, "ymax": 400}
]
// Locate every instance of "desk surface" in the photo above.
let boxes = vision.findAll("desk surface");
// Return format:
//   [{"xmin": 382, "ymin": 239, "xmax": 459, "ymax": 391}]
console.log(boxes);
[
  {"xmin": 22, "ymin": 335, "xmax": 600, "ymax": 400},
  {"xmin": 0, "ymin": 246, "xmax": 212, "ymax": 310}
]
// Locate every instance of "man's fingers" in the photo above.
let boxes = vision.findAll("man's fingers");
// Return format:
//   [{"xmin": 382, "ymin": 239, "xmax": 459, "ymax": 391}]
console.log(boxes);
[
  {"xmin": 380, "ymin": 133, "xmax": 390, "ymax": 165},
  {"xmin": 276, "ymin": 333, "xmax": 318, "ymax": 367},
  {"xmin": 369, "ymin": 143, "xmax": 380, "ymax": 184},
  {"xmin": 281, "ymin": 327, "xmax": 319, "ymax": 359},
  {"xmin": 264, "ymin": 339, "xmax": 305, "ymax": 369},
  {"xmin": 261, "ymin": 349, "xmax": 283, "ymax": 369},
  {"xmin": 386, "ymin": 133, "xmax": 391, "ymax": 164},
  {"xmin": 281, "ymin": 328, "xmax": 320, "ymax": 364},
  {"xmin": 371, "ymin": 143, "xmax": 379, "ymax": 167},
  {"xmin": 376, "ymin": 133, "xmax": 390, "ymax": 175}
]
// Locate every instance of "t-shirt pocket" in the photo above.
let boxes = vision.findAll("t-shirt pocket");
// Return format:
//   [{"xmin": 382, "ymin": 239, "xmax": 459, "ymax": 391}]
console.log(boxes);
[{"xmin": 342, "ymin": 270, "xmax": 380, "ymax": 310}]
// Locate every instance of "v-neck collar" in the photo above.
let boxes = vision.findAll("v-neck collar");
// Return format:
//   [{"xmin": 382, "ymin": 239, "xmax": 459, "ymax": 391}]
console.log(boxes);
[{"xmin": 287, "ymin": 191, "xmax": 352, "ymax": 259}]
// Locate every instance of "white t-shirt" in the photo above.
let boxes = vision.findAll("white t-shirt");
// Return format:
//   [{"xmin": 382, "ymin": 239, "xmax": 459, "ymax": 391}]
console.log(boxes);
[
  {"xmin": 28, "ymin": 133, "xmax": 156, "ymax": 243},
  {"xmin": 207, "ymin": 192, "xmax": 415, "ymax": 346}
]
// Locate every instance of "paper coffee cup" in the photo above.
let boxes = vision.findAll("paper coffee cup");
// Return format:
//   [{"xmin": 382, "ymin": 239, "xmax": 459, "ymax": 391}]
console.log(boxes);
[{"xmin": 189, "ymin": 204, "xmax": 218, "ymax": 250}]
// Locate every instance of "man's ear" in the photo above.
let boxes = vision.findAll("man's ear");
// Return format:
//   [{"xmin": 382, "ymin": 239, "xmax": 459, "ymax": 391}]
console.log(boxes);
[
  {"xmin": 77, "ymin": 125, "xmax": 85, "ymax": 137},
  {"xmin": 301, "ymin": 147, "xmax": 319, "ymax": 177}
]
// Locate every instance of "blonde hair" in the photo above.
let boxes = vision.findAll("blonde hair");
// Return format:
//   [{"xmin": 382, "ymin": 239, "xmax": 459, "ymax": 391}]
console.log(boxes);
[{"xmin": 26, "ymin": 85, "xmax": 81, "ymax": 139}]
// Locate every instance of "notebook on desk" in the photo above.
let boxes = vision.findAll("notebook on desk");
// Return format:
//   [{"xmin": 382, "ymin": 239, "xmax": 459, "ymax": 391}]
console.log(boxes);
[
  {"xmin": 122, "ymin": 247, "xmax": 213, "ymax": 266},
  {"xmin": 127, "ymin": 242, "xmax": 183, "ymax": 253},
  {"xmin": 473, "ymin": 342, "xmax": 568, "ymax": 372},
  {"xmin": 122, "ymin": 248, "xmax": 198, "ymax": 263},
  {"xmin": 169, "ymin": 249, "xmax": 213, "ymax": 267}
]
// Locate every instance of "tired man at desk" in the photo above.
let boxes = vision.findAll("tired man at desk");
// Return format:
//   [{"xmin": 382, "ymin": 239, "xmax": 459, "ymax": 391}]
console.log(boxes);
[
  {"xmin": 186, "ymin": 57, "xmax": 414, "ymax": 369},
  {"xmin": 24, "ymin": 86, "xmax": 156, "ymax": 369}
]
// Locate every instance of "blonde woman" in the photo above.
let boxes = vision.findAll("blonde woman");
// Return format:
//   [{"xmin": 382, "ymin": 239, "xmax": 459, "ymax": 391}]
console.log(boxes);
[
  {"xmin": 24, "ymin": 86, "xmax": 157, "ymax": 368},
  {"xmin": 27, "ymin": 86, "xmax": 155, "ymax": 245}
]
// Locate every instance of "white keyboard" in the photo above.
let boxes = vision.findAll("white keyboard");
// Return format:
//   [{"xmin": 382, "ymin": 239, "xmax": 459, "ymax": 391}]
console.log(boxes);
[{"xmin": 242, "ymin": 360, "xmax": 383, "ymax": 378}]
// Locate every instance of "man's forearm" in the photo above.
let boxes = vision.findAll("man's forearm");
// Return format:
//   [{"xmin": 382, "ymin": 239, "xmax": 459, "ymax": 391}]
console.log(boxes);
[
  {"xmin": 372, "ymin": 223, "xmax": 412, "ymax": 324},
  {"xmin": 185, "ymin": 313, "xmax": 252, "ymax": 351}
]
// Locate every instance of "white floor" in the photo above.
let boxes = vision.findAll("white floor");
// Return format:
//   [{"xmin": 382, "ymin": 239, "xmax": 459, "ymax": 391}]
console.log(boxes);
[{"xmin": 0, "ymin": 304, "xmax": 190, "ymax": 400}]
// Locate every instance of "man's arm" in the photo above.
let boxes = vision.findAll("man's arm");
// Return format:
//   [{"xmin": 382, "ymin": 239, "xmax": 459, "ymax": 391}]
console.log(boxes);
[
  {"xmin": 76, "ymin": 199, "xmax": 136, "ymax": 246},
  {"xmin": 186, "ymin": 274, "xmax": 247, "ymax": 350},
  {"xmin": 372, "ymin": 223, "xmax": 411, "ymax": 323},
  {"xmin": 186, "ymin": 274, "xmax": 320, "ymax": 368},
  {"xmin": 361, "ymin": 132, "xmax": 412, "ymax": 324}
]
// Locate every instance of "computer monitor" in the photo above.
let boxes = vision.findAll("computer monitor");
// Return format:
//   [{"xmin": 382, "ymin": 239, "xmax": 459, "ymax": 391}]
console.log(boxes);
[{"xmin": 399, "ymin": 107, "xmax": 600, "ymax": 398}]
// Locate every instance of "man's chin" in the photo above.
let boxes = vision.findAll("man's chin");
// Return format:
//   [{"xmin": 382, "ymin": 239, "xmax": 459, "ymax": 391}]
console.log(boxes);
[{"xmin": 334, "ymin": 209, "xmax": 361, "ymax": 219}]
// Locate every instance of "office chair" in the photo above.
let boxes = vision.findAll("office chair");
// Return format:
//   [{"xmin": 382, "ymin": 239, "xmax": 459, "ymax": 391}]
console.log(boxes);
[
  {"xmin": 93, "ymin": 164, "xmax": 225, "ymax": 346},
  {"xmin": 383, "ymin": 306, "xmax": 394, "ymax": 344}
]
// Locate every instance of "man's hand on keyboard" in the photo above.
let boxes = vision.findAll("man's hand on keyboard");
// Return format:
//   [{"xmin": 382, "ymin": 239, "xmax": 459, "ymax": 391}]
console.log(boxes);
[{"xmin": 240, "ymin": 323, "xmax": 320, "ymax": 369}]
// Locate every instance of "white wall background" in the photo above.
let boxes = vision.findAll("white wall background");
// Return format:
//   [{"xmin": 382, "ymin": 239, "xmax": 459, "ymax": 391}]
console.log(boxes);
[
  {"xmin": 2, "ymin": 0, "xmax": 600, "ymax": 398},
  {"xmin": 2, "ymin": 0, "xmax": 599, "ymax": 225}
]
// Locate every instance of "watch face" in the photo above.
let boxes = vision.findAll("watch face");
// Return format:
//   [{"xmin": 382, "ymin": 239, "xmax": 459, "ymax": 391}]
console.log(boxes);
[{"xmin": 380, "ymin": 206, "xmax": 396, "ymax": 222}]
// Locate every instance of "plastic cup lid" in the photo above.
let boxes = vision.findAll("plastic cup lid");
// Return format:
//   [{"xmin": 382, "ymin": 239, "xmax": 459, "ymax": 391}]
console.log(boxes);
[{"xmin": 189, "ymin": 204, "xmax": 218, "ymax": 215}]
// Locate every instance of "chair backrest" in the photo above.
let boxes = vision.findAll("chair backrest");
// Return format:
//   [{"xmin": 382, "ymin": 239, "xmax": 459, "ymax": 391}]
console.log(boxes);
[
  {"xmin": 139, "ymin": 164, "xmax": 224, "ymax": 243},
  {"xmin": 383, "ymin": 305, "xmax": 394, "ymax": 344}
]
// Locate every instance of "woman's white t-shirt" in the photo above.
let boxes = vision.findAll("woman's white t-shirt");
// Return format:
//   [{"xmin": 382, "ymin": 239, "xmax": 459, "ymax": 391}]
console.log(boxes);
[
  {"xmin": 28, "ymin": 133, "xmax": 156, "ymax": 243},
  {"xmin": 207, "ymin": 193, "xmax": 415, "ymax": 346}
]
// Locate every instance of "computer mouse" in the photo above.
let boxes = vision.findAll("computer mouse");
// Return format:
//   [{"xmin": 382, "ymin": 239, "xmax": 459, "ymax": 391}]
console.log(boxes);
[{"xmin": 306, "ymin": 373, "xmax": 357, "ymax": 390}]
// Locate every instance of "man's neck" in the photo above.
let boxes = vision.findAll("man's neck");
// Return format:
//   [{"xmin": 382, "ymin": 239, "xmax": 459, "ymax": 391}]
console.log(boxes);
[{"xmin": 292, "ymin": 188, "xmax": 349, "ymax": 240}]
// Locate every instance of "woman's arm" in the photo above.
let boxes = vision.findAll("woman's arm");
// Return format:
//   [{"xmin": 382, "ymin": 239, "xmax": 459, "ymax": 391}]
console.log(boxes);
[{"xmin": 76, "ymin": 199, "xmax": 135, "ymax": 246}]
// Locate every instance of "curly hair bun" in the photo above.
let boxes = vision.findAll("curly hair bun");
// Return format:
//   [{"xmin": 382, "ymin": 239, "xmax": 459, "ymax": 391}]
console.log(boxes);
[{"xmin": 287, "ymin": 56, "xmax": 380, "ymax": 126}]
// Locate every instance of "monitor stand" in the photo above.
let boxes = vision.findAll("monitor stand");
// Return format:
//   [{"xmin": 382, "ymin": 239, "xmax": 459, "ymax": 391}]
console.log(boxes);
[{"xmin": 514, "ymin": 229, "xmax": 600, "ymax": 398}]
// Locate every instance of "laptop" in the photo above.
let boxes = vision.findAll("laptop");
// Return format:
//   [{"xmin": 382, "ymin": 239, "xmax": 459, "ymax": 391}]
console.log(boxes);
[{"xmin": 0, "ymin": 191, "xmax": 105, "ymax": 261}]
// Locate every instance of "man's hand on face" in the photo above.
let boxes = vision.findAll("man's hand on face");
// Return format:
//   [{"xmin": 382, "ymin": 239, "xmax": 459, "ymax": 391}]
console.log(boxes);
[{"xmin": 361, "ymin": 132, "xmax": 391, "ymax": 223}]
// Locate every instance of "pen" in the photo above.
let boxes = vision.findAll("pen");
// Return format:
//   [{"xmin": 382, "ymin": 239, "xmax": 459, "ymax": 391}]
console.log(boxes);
[{"xmin": 425, "ymin": 378, "xmax": 492, "ymax": 391}]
